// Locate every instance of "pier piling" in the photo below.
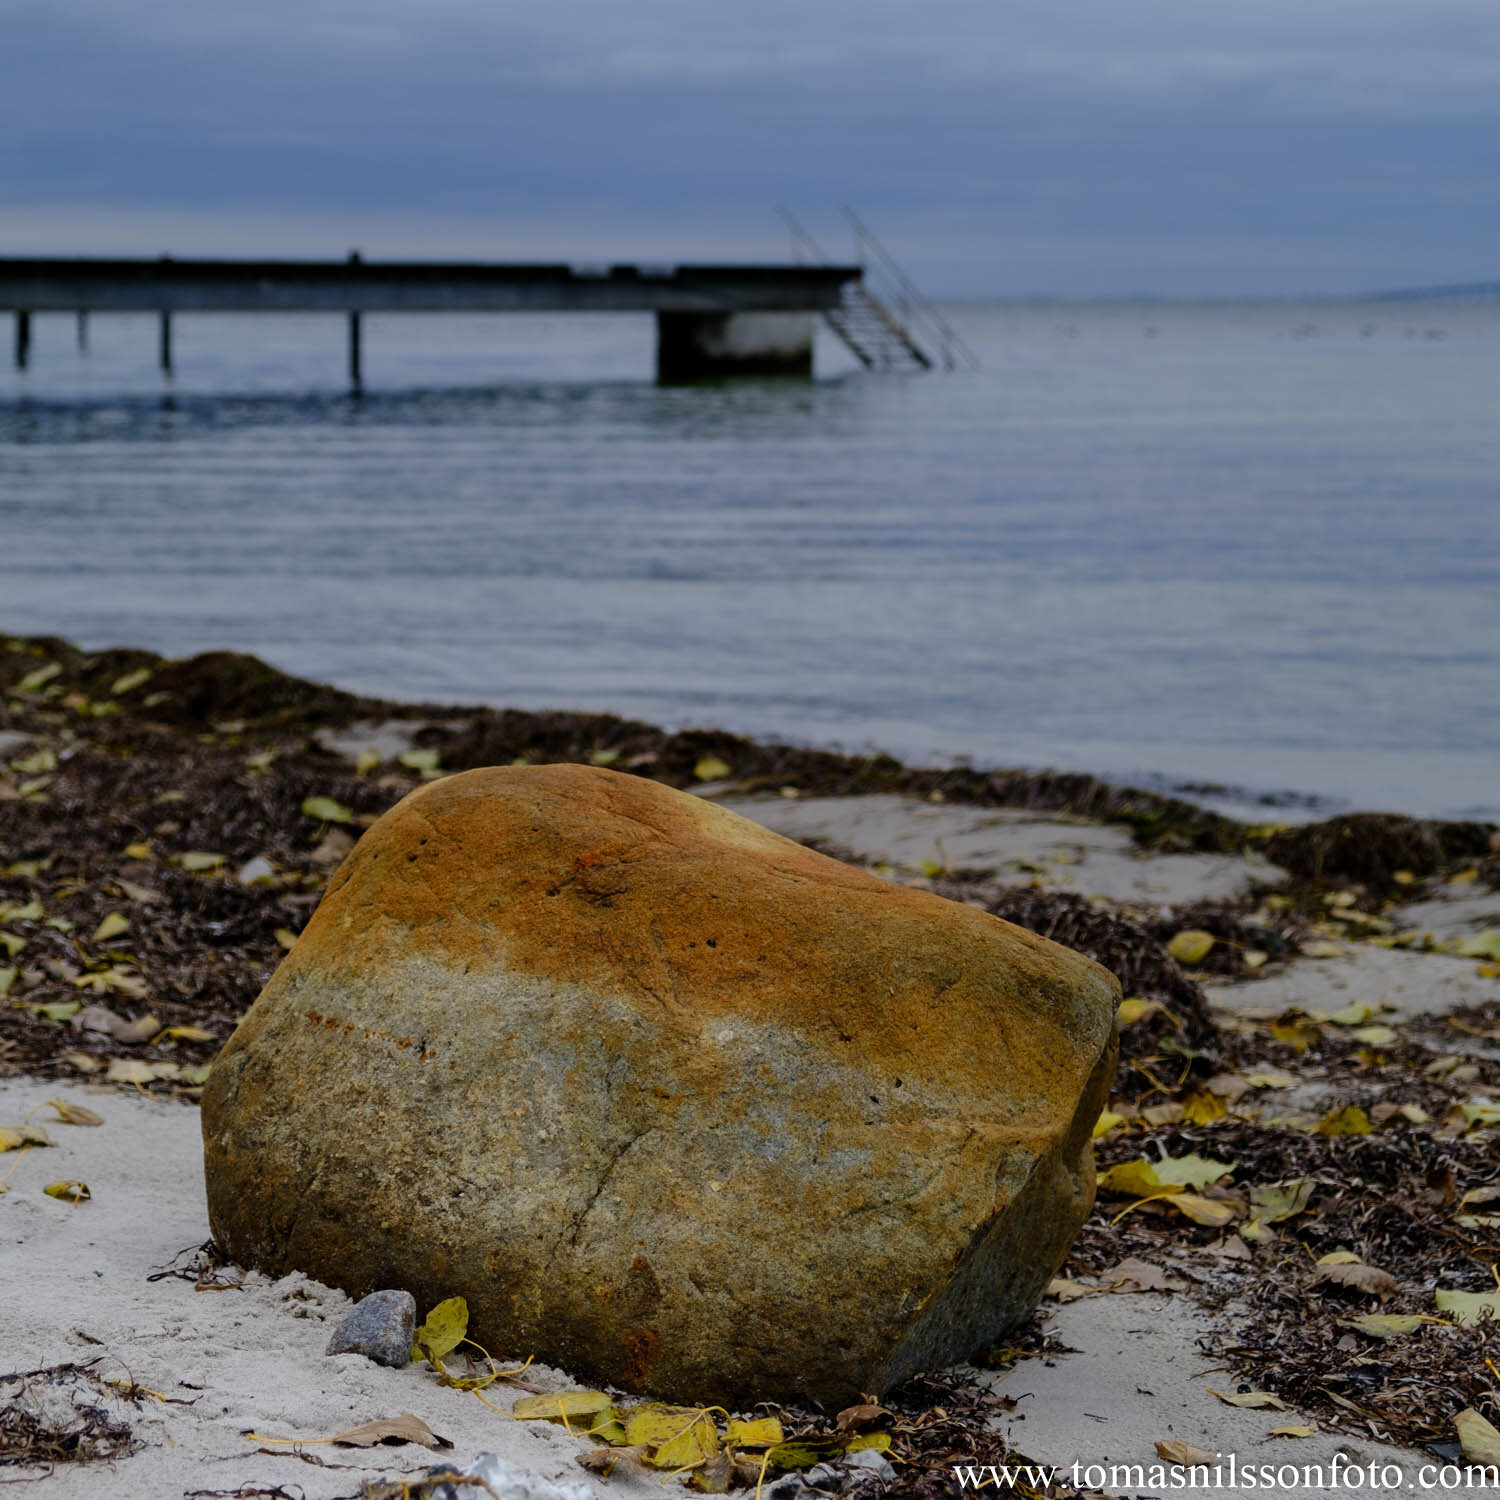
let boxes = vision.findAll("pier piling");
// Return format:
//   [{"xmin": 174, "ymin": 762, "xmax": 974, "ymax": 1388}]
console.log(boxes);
[
  {"xmin": 14, "ymin": 310, "xmax": 30, "ymax": 370},
  {"xmin": 159, "ymin": 311, "xmax": 173, "ymax": 374}
]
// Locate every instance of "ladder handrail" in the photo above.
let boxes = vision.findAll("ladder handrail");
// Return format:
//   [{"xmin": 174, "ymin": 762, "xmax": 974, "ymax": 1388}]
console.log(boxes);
[
  {"xmin": 839, "ymin": 205, "xmax": 981, "ymax": 371},
  {"xmin": 777, "ymin": 206, "xmax": 836, "ymax": 267}
]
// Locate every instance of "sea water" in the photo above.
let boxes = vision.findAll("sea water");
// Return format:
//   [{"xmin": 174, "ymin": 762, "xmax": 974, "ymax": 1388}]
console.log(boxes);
[{"xmin": 2, "ymin": 299, "xmax": 1497, "ymax": 821}]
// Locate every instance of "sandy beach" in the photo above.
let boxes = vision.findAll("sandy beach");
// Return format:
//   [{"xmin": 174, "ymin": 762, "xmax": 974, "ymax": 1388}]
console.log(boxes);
[{"xmin": 5, "ymin": 636, "xmax": 1500, "ymax": 1498}]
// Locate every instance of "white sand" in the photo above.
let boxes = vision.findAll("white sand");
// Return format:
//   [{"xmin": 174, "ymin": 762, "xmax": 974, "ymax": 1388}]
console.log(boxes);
[{"xmin": 0, "ymin": 1074, "xmax": 674, "ymax": 1500}]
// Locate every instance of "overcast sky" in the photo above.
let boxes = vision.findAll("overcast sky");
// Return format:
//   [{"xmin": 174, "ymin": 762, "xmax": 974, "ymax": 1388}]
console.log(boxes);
[{"xmin": 4, "ymin": 0, "xmax": 1498, "ymax": 295}]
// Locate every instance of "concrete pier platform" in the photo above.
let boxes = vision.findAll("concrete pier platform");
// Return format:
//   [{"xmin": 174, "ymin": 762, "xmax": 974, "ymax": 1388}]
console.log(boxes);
[{"xmin": 1, "ymin": 256, "xmax": 860, "ymax": 382}]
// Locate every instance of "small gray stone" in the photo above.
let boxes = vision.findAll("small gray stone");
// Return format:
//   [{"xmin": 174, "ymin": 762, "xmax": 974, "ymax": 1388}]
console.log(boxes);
[{"xmin": 324, "ymin": 1289, "xmax": 416, "ymax": 1367}]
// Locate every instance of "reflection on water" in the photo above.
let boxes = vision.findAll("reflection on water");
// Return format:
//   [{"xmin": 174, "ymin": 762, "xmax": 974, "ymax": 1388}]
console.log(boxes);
[{"xmin": 3, "ymin": 300, "xmax": 1499, "ymax": 820}]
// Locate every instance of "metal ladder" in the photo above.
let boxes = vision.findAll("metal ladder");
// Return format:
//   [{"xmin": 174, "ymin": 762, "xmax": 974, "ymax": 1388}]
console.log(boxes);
[{"xmin": 779, "ymin": 207, "xmax": 980, "ymax": 373}]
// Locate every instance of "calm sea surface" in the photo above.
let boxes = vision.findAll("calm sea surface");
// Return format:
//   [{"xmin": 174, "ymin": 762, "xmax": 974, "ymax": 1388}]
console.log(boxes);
[{"xmin": 2, "ymin": 299, "xmax": 1497, "ymax": 822}]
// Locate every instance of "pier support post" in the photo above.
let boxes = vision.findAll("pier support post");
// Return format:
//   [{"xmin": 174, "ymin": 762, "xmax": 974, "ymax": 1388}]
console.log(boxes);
[
  {"xmin": 349, "ymin": 312, "xmax": 362, "ymax": 391},
  {"xmin": 656, "ymin": 311, "xmax": 814, "ymax": 381},
  {"xmin": 77, "ymin": 310, "xmax": 88, "ymax": 352},
  {"xmin": 15, "ymin": 310, "xmax": 30, "ymax": 370},
  {"xmin": 159, "ymin": 311, "xmax": 173, "ymax": 374}
]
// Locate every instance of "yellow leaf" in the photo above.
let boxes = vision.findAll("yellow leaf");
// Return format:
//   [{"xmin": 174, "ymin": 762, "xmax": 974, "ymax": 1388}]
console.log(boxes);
[
  {"xmin": 123, "ymin": 842, "xmax": 153, "ymax": 860},
  {"xmin": 1301, "ymin": 941, "xmax": 1346, "ymax": 960},
  {"xmin": 1268, "ymin": 1019, "xmax": 1320, "ymax": 1051},
  {"xmin": 245, "ymin": 748, "xmax": 276, "ymax": 772},
  {"xmin": 152, "ymin": 1024, "xmax": 216, "ymax": 1044},
  {"xmin": 1167, "ymin": 930, "xmax": 1215, "ymax": 965},
  {"xmin": 1461, "ymin": 1101, "xmax": 1500, "ymax": 1126},
  {"xmin": 44, "ymin": 1099, "xmax": 103, "ymax": 1126},
  {"xmin": 1092, "ymin": 1110, "xmax": 1126, "ymax": 1139},
  {"xmin": 1346, "ymin": 1313, "xmax": 1442, "ymax": 1338},
  {"xmin": 274, "ymin": 928, "xmax": 299, "ymax": 951},
  {"xmin": 1182, "ymin": 1089, "xmax": 1227, "ymax": 1125},
  {"xmin": 92, "ymin": 912, "xmax": 131, "ymax": 944},
  {"xmin": 625, "ymin": 1406, "xmax": 721, "ymax": 1470},
  {"xmin": 105, "ymin": 1058, "xmax": 169, "ymax": 1086},
  {"xmin": 725, "ymin": 1418, "xmax": 783, "ymax": 1449},
  {"xmin": 301, "ymin": 795, "xmax": 353, "ymax": 824},
  {"xmin": 1457, "ymin": 1408, "xmax": 1500, "ymax": 1466},
  {"xmin": 17, "ymin": 663, "xmax": 62, "ymax": 692},
  {"xmin": 44, "ymin": 1180, "xmax": 90, "ymax": 1203},
  {"xmin": 0, "ymin": 1124, "xmax": 55, "ymax": 1150},
  {"xmin": 354, "ymin": 748, "xmax": 381, "ymax": 776},
  {"xmin": 0, "ymin": 932, "xmax": 26, "ymax": 957},
  {"xmin": 1314, "ymin": 1261, "xmax": 1399, "ymax": 1296},
  {"xmin": 512, "ymin": 1390, "xmax": 615, "ymax": 1423},
  {"xmin": 589, "ymin": 747, "xmax": 621, "ymax": 766},
  {"xmin": 1316, "ymin": 1001, "xmax": 1377, "ymax": 1026},
  {"xmin": 1316, "ymin": 1105, "xmax": 1373, "ymax": 1137},
  {"xmin": 693, "ymin": 755, "xmax": 732, "ymax": 782},
  {"xmin": 1451, "ymin": 867, "xmax": 1481, "ymax": 885},
  {"xmin": 1436, "ymin": 1290, "xmax": 1500, "ymax": 1325},
  {"xmin": 1351, "ymin": 1025, "xmax": 1397, "ymax": 1046},
  {"xmin": 1267, "ymin": 1425, "xmax": 1316, "ymax": 1438},
  {"xmin": 1243, "ymin": 949, "xmax": 1268, "ymax": 969},
  {"xmin": 1206, "ymin": 1388, "xmax": 1287, "ymax": 1411},
  {"xmin": 844, "ymin": 1433, "xmax": 892, "ymax": 1455},
  {"xmin": 1167, "ymin": 1193, "xmax": 1238, "ymax": 1227},
  {"xmin": 110, "ymin": 667, "xmax": 153, "ymax": 695},
  {"xmin": 1250, "ymin": 1180, "xmax": 1314, "ymax": 1223},
  {"xmin": 1117, "ymin": 997, "xmax": 1164, "ymax": 1026},
  {"xmin": 1456, "ymin": 930, "xmax": 1500, "ymax": 961},
  {"xmin": 0, "ymin": 899, "xmax": 43, "ymax": 922},
  {"xmin": 10, "ymin": 747, "xmax": 57, "ymax": 775},
  {"xmin": 175, "ymin": 852, "xmax": 224, "ymax": 872},
  {"xmin": 412, "ymin": 1296, "xmax": 468, "ymax": 1363},
  {"xmin": 0, "ymin": 966, "xmax": 14, "ymax": 997},
  {"xmin": 1317, "ymin": 1250, "xmax": 1363, "ymax": 1265},
  {"xmin": 1098, "ymin": 1154, "xmax": 1235, "ymax": 1197},
  {"xmin": 397, "ymin": 748, "xmax": 442, "ymax": 774}
]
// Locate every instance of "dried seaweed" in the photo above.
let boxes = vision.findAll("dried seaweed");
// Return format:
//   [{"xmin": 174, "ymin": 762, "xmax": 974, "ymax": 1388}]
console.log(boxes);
[{"xmin": 0, "ymin": 1360, "xmax": 138, "ymax": 1473}]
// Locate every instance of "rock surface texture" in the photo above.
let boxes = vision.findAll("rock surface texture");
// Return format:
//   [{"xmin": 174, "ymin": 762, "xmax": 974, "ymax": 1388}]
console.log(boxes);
[
  {"xmin": 202, "ymin": 765, "xmax": 1119, "ymax": 1406},
  {"xmin": 325, "ymin": 1288, "xmax": 417, "ymax": 1367}
]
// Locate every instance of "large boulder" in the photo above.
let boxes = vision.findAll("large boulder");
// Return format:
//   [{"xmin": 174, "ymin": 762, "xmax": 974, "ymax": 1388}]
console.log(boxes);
[{"xmin": 202, "ymin": 765, "xmax": 1118, "ymax": 1406}]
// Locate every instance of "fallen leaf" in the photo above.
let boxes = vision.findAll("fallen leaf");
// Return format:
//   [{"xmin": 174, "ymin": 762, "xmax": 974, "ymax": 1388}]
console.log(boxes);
[
  {"xmin": 1105, "ymin": 1257, "xmax": 1187, "ymax": 1293},
  {"xmin": 412, "ymin": 1296, "xmax": 468, "ymax": 1363},
  {"xmin": 1205, "ymin": 1388, "xmax": 1288, "ymax": 1411},
  {"xmin": 16, "ymin": 663, "xmax": 62, "ymax": 693},
  {"xmin": 1155, "ymin": 1440, "xmax": 1215, "ymax": 1466},
  {"xmin": 1435, "ymin": 1290, "xmax": 1500, "ymax": 1325},
  {"xmin": 1182, "ymin": 1089, "xmax": 1228, "ymax": 1125},
  {"xmin": 301, "ymin": 794, "xmax": 353, "ymax": 824},
  {"xmin": 1346, "ymin": 1313, "xmax": 1443, "ymax": 1338},
  {"xmin": 727, "ymin": 1417, "xmax": 784, "ymax": 1447},
  {"xmin": 1167, "ymin": 930, "xmax": 1216, "ymax": 965},
  {"xmin": 1117, "ymin": 997, "xmax": 1164, "ymax": 1026},
  {"xmin": 1317, "ymin": 1250, "xmax": 1362, "ymax": 1265},
  {"xmin": 0, "ymin": 1124, "xmax": 56, "ymax": 1150},
  {"xmin": 625, "ymin": 1405, "xmax": 720, "ymax": 1470},
  {"xmin": 1167, "ymin": 1193, "xmax": 1239, "ymax": 1227},
  {"xmin": 1456, "ymin": 1408, "xmax": 1500, "ymax": 1465},
  {"xmin": 1267, "ymin": 1425, "xmax": 1316, "ymax": 1438},
  {"xmin": 397, "ymin": 748, "xmax": 442, "ymax": 775},
  {"xmin": 105, "ymin": 1058, "xmax": 177, "ymax": 1086},
  {"xmin": 174, "ymin": 851, "xmax": 225, "ymax": 872},
  {"xmin": 44, "ymin": 1099, "xmax": 103, "ymax": 1126},
  {"xmin": 274, "ymin": 928, "xmax": 299, "ymax": 951},
  {"xmin": 1352, "ymin": 1025, "xmax": 1397, "ymax": 1046},
  {"xmin": 331, "ymin": 1414, "xmax": 452, "ymax": 1449},
  {"xmin": 352, "ymin": 748, "xmax": 381, "ymax": 776},
  {"xmin": 1316, "ymin": 1104, "xmax": 1374, "ymax": 1137},
  {"xmin": 1301, "ymin": 941, "xmax": 1347, "ymax": 960},
  {"xmin": 512, "ymin": 1390, "xmax": 615, "ymax": 1424},
  {"xmin": 92, "ymin": 912, "xmax": 131, "ymax": 944},
  {"xmin": 1314, "ymin": 1261, "xmax": 1399, "ymax": 1297},
  {"xmin": 44, "ymin": 1180, "xmax": 90, "ymax": 1203},
  {"xmin": 123, "ymin": 842, "xmax": 153, "ymax": 860},
  {"xmin": 152, "ymin": 1025, "xmax": 216, "ymax": 1044},
  {"xmin": 1245, "ymin": 1069, "xmax": 1298, "ymax": 1089},
  {"xmin": 1243, "ymin": 949, "xmax": 1269, "ymax": 969},
  {"xmin": 110, "ymin": 667, "xmax": 152, "ymax": 695},
  {"xmin": 693, "ymin": 755, "xmax": 732, "ymax": 782},
  {"xmin": 1046, "ymin": 1277, "xmax": 1097, "ymax": 1302},
  {"xmin": 1098, "ymin": 1153, "xmax": 1235, "ymax": 1196},
  {"xmin": 1268, "ymin": 1019, "xmax": 1320, "ymax": 1051},
  {"xmin": 1092, "ymin": 1110, "xmax": 1126, "ymax": 1139},
  {"xmin": 1372, "ymin": 1101, "xmax": 1429, "ymax": 1125},
  {"xmin": 1250, "ymin": 1179, "xmax": 1315, "ymax": 1223}
]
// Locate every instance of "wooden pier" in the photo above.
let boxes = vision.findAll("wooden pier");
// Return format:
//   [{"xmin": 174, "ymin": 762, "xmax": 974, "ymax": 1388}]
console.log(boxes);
[{"xmin": 0, "ymin": 254, "xmax": 862, "ymax": 384}]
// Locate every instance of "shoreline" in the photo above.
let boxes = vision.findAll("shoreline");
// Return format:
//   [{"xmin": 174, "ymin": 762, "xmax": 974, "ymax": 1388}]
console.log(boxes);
[{"xmin": 5, "ymin": 632, "xmax": 1500, "ymax": 1497}]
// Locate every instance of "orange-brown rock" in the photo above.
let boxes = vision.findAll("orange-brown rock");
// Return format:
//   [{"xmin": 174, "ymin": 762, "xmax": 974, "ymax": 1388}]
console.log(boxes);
[{"xmin": 201, "ymin": 765, "xmax": 1118, "ymax": 1406}]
